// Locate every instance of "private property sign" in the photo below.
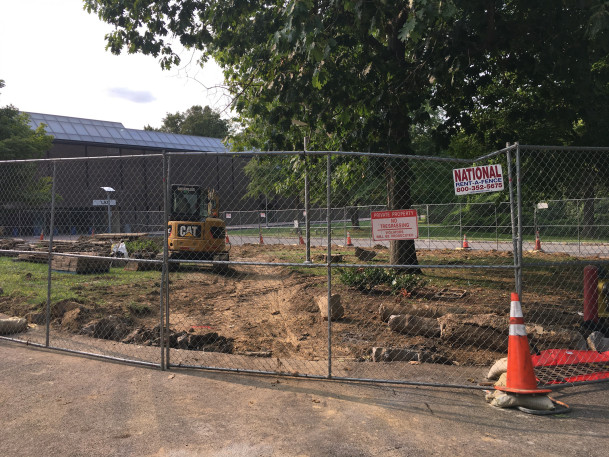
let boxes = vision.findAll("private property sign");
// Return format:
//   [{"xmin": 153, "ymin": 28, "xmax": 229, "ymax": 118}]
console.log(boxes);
[
  {"xmin": 371, "ymin": 210, "xmax": 419, "ymax": 241},
  {"xmin": 453, "ymin": 164, "xmax": 504, "ymax": 196}
]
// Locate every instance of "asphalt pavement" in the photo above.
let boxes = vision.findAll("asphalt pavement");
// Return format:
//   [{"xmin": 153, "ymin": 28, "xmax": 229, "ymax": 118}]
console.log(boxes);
[{"xmin": 1, "ymin": 340, "xmax": 608, "ymax": 457}]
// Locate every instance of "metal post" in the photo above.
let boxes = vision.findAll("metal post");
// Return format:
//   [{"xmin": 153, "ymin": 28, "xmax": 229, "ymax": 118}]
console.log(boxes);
[
  {"xmin": 506, "ymin": 144, "xmax": 519, "ymax": 294},
  {"xmin": 159, "ymin": 152, "xmax": 167, "ymax": 370},
  {"xmin": 304, "ymin": 137, "xmax": 311, "ymax": 263},
  {"xmin": 459, "ymin": 203, "xmax": 463, "ymax": 242},
  {"xmin": 516, "ymin": 143, "xmax": 523, "ymax": 298},
  {"xmin": 426, "ymin": 204, "xmax": 430, "ymax": 249},
  {"xmin": 578, "ymin": 200, "xmax": 581, "ymax": 254},
  {"xmin": 45, "ymin": 162, "xmax": 57, "ymax": 347},
  {"xmin": 326, "ymin": 151, "xmax": 332, "ymax": 379},
  {"xmin": 344, "ymin": 206, "xmax": 347, "ymax": 246},
  {"xmin": 106, "ymin": 191, "xmax": 112, "ymax": 233},
  {"xmin": 495, "ymin": 205, "xmax": 499, "ymax": 250},
  {"xmin": 165, "ymin": 154, "xmax": 171, "ymax": 369}
]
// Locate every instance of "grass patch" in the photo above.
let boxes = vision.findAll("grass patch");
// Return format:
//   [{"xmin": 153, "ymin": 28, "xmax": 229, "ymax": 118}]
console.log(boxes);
[{"xmin": 0, "ymin": 257, "xmax": 160, "ymax": 310}]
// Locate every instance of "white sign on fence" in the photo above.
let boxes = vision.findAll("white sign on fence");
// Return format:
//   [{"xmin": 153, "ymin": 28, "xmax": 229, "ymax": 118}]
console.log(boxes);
[
  {"xmin": 453, "ymin": 164, "xmax": 504, "ymax": 196},
  {"xmin": 225, "ymin": 213, "xmax": 232, "ymax": 218},
  {"xmin": 371, "ymin": 209, "xmax": 419, "ymax": 241},
  {"xmin": 92, "ymin": 199, "xmax": 116, "ymax": 206}
]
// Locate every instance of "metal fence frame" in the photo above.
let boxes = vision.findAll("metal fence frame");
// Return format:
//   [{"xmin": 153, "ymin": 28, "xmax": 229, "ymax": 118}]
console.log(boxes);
[{"xmin": 2, "ymin": 143, "xmax": 608, "ymax": 389}]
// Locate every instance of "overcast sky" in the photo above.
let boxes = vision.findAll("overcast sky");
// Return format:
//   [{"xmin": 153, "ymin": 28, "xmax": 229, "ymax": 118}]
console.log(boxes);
[{"xmin": 0, "ymin": 0, "xmax": 228, "ymax": 129}]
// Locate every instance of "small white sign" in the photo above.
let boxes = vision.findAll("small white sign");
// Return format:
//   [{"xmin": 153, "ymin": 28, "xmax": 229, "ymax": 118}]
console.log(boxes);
[
  {"xmin": 294, "ymin": 220, "xmax": 299, "ymax": 228},
  {"xmin": 225, "ymin": 213, "xmax": 232, "ymax": 219},
  {"xmin": 537, "ymin": 202, "xmax": 549, "ymax": 209},
  {"xmin": 260, "ymin": 212, "xmax": 266, "ymax": 218},
  {"xmin": 93, "ymin": 199, "xmax": 116, "ymax": 206},
  {"xmin": 453, "ymin": 164, "xmax": 504, "ymax": 196},
  {"xmin": 371, "ymin": 210, "xmax": 419, "ymax": 241}
]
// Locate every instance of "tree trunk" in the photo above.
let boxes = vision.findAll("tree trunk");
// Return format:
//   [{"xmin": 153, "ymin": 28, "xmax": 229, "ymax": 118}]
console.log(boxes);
[
  {"xmin": 348, "ymin": 205, "xmax": 360, "ymax": 228},
  {"xmin": 387, "ymin": 158, "xmax": 421, "ymax": 273}
]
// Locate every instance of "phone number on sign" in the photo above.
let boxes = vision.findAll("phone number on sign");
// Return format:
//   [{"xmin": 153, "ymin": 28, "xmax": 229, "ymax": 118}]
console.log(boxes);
[{"xmin": 456, "ymin": 183, "xmax": 502, "ymax": 193}]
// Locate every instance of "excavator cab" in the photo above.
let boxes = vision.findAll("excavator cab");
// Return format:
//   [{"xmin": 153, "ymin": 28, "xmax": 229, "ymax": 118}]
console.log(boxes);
[{"xmin": 167, "ymin": 185, "xmax": 228, "ymax": 265}]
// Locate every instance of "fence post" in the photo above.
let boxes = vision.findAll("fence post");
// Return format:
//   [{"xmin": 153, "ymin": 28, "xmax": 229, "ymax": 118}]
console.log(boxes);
[
  {"xmin": 578, "ymin": 200, "xmax": 581, "ymax": 254},
  {"xmin": 495, "ymin": 205, "xmax": 499, "ymax": 250},
  {"xmin": 507, "ymin": 144, "xmax": 520, "ymax": 295},
  {"xmin": 459, "ymin": 202, "xmax": 462, "ymax": 242},
  {"xmin": 159, "ymin": 151, "xmax": 169, "ymax": 370},
  {"xmin": 326, "ymin": 151, "xmax": 332, "ymax": 379},
  {"xmin": 427, "ymin": 204, "xmax": 430, "ymax": 249},
  {"xmin": 304, "ymin": 137, "xmax": 311, "ymax": 262},
  {"xmin": 45, "ymin": 162, "xmax": 57, "ymax": 347},
  {"xmin": 516, "ymin": 143, "xmax": 523, "ymax": 298}
]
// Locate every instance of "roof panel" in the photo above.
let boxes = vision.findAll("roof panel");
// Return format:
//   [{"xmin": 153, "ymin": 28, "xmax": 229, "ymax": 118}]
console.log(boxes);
[{"xmin": 24, "ymin": 111, "xmax": 227, "ymax": 152}]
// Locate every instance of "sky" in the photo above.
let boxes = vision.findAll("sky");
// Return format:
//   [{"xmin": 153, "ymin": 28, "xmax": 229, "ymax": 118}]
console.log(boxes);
[{"xmin": 0, "ymin": 0, "xmax": 228, "ymax": 129}]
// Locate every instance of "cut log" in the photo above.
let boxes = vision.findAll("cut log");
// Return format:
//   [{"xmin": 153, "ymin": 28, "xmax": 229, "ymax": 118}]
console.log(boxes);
[
  {"xmin": 379, "ymin": 303, "xmax": 467, "ymax": 321},
  {"xmin": 438, "ymin": 313, "xmax": 508, "ymax": 351},
  {"xmin": 0, "ymin": 317, "xmax": 28, "ymax": 335},
  {"xmin": 354, "ymin": 247, "xmax": 376, "ymax": 261},
  {"xmin": 527, "ymin": 325, "xmax": 587, "ymax": 351},
  {"xmin": 388, "ymin": 314, "xmax": 440, "ymax": 337}
]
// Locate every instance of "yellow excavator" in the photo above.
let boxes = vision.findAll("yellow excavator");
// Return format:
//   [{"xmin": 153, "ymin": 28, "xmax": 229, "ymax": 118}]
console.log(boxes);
[{"xmin": 167, "ymin": 184, "xmax": 229, "ymax": 268}]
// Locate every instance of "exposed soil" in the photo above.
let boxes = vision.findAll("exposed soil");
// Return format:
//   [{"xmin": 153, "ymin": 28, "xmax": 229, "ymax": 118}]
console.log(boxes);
[{"xmin": 0, "ymin": 244, "xmax": 593, "ymax": 367}]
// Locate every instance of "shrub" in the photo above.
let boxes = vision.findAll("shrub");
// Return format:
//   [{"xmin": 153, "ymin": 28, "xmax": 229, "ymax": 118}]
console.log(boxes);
[
  {"xmin": 125, "ymin": 239, "xmax": 161, "ymax": 255},
  {"xmin": 338, "ymin": 268, "xmax": 427, "ymax": 294}
]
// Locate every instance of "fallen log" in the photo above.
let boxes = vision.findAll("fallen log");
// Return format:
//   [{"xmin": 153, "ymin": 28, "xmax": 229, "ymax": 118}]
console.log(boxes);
[
  {"xmin": 388, "ymin": 314, "xmax": 440, "ymax": 337},
  {"xmin": 438, "ymin": 313, "xmax": 508, "ymax": 351},
  {"xmin": 379, "ymin": 303, "xmax": 467, "ymax": 321}
]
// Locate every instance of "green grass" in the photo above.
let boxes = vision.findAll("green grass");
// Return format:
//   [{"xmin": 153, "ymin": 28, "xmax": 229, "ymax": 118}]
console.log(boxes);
[{"xmin": 0, "ymin": 258, "xmax": 160, "ymax": 309}]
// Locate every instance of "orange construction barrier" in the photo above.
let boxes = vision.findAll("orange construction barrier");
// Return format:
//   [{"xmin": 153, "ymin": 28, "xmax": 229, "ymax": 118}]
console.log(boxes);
[
  {"xmin": 39, "ymin": 231, "xmax": 44, "ymax": 241},
  {"xmin": 496, "ymin": 292, "xmax": 551, "ymax": 395},
  {"xmin": 259, "ymin": 232, "xmax": 264, "ymax": 245},
  {"xmin": 533, "ymin": 231, "xmax": 542, "ymax": 252},
  {"xmin": 346, "ymin": 231, "xmax": 353, "ymax": 246},
  {"xmin": 225, "ymin": 234, "xmax": 230, "ymax": 244},
  {"xmin": 299, "ymin": 233, "xmax": 305, "ymax": 245}
]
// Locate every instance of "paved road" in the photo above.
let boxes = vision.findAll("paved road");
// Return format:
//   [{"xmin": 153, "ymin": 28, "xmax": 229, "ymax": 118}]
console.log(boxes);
[
  {"xmin": 229, "ymin": 234, "xmax": 609, "ymax": 258},
  {"xmin": 2, "ymin": 340, "xmax": 608, "ymax": 457}
]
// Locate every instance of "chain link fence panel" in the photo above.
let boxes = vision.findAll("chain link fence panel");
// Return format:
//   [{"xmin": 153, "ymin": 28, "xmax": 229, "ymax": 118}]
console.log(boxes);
[{"xmin": 1, "ymin": 145, "xmax": 608, "ymax": 388}]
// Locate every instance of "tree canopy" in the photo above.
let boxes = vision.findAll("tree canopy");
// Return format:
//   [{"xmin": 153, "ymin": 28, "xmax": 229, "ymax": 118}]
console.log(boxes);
[
  {"xmin": 0, "ymin": 79, "xmax": 54, "ymax": 205},
  {"xmin": 83, "ymin": 0, "xmax": 609, "ymax": 264},
  {"xmin": 145, "ymin": 104, "xmax": 230, "ymax": 138}
]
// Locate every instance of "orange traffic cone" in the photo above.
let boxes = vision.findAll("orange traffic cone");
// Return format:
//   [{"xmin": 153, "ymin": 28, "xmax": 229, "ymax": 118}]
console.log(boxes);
[
  {"xmin": 346, "ymin": 231, "xmax": 353, "ymax": 246},
  {"xmin": 225, "ymin": 234, "xmax": 230, "ymax": 244},
  {"xmin": 462, "ymin": 234, "xmax": 470, "ymax": 249},
  {"xmin": 39, "ymin": 231, "xmax": 44, "ymax": 241},
  {"xmin": 533, "ymin": 231, "xmax": 542, "ymax": 252},
  {"xmin": 91, "ymin": 228, "xmax": 95, "ymax": 236},
  {"xmin": 496, "ymin": 292, "xmax": 551, "ymax": 395},
  {"xmin": 259, "ymin": 232, "xmax": 264, "ymax": 245},
  {"xmin": 299, "ymin": 232, "xmax": 305, "ymax": 245}
]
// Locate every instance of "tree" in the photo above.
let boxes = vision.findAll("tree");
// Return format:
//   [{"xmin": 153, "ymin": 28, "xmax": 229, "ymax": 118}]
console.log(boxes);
[
  {"xmin": 83, "ymin": 0, "xmax": 609, "ymax": 265},
  {"xmin": 0, "ymin": 79, "xmax": 54, "ymax": 205},
  {"xmin": 145, "ymin": 105, "xmax": 230, "ymax": 139}
]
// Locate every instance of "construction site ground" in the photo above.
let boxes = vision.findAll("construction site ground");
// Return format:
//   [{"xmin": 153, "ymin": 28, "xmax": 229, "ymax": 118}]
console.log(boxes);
[{"xmin": 0, "ymin": 240, "xmax": 594, "ymax": 379}]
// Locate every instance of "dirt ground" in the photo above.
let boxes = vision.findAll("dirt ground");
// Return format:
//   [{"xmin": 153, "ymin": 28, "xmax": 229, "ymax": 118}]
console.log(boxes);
[{"xmin": 0, "ymin": 243, "xmax": 592, "ymax": 367}]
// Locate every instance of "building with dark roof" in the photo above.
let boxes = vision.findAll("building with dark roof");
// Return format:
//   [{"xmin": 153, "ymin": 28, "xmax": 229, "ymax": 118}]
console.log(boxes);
[{"xmin": 9, "ymin": 113, "xmax": 254, "ymax": 235}]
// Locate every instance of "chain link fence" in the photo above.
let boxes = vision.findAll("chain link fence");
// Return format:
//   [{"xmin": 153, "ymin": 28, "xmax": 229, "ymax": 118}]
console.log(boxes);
[{"xmin": 1, "ymin": 145, "xmax": 608, "ymax": 388}]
